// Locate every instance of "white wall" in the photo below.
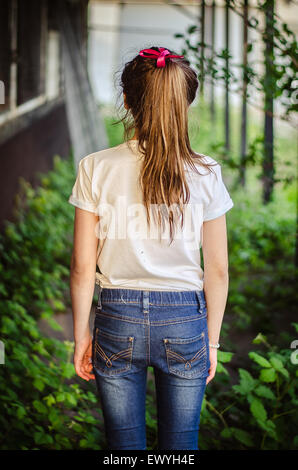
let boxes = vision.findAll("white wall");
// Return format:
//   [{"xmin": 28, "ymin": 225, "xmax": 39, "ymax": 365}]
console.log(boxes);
[{"xmin": 87, "ymin": 0, "xmax": 298, "ymax": 122}]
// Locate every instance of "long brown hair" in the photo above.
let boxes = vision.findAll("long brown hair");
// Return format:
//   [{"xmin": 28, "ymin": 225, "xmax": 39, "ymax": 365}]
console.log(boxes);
[{"xmin": 115, "ymin": 46, "xmax": 216, "ymax": 244}]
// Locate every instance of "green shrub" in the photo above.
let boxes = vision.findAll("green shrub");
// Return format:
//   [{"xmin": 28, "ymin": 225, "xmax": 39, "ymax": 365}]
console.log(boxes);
[
  {"xmin": 0, "ymin": 155, "xmax": 103, "ymax": 449},
  {"xmin": 226, "ymin": 187, "xmax": 297, "ymax": 335},
  {"xmin": 198, "ymin": 329, "xmax": 298, "ymax": 450}
]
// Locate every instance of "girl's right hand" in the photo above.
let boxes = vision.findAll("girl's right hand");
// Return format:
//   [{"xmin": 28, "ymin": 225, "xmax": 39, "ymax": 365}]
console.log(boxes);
[{"xmin": 206, "ymin": 347, "xmax": 217, "ymax": 385}]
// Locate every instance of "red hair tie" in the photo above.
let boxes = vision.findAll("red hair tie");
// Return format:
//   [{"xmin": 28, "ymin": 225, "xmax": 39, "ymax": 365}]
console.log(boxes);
[{"xmin": 139, "ymin": 47, "xmax": 184, "ymax": 68}]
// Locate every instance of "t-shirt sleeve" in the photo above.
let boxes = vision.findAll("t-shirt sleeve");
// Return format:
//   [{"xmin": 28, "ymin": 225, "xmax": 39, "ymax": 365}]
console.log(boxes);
[
  {"xmin": 203, "ymin": 163, "xmax": 234, "ymax": 221},
  {"xmin": 68, "ymin": 156, "xmax": 98, "ymax": 213}
]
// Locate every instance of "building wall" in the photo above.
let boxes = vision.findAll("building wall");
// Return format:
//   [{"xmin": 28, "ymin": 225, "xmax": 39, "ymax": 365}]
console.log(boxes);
[
  {"xmin": 0, "ymin": 0, "xmax": 89, "ymax": 227},
  {"xmin": 0, "ymin": 101, "xmax": 70, "ymax": 228}
]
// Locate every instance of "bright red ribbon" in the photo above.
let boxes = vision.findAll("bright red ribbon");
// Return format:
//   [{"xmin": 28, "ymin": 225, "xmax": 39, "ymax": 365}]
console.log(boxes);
[{"xmin": 139, "ymin": 47, "xmax": 184, "ymax": 68}]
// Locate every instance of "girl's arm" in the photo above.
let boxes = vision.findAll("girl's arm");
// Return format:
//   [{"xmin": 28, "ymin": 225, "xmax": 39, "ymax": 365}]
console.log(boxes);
[
  {"xmin": 70, "ymin": 207, "xmax": 99, "ymax": 381},
  {"xmin": 202, "ymin": 214, "xmax": 230, "ymax": 384}
]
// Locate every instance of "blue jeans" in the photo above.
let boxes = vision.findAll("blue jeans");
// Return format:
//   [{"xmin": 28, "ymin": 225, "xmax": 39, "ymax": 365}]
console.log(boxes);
[{"xmin": 92, "ymin": 287, "xmax": 210, "ymax": 450}]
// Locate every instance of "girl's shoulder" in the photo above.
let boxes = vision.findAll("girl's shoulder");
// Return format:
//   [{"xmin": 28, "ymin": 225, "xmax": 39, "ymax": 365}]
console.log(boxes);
[
  {"xmin": 78, "ymin": 142, "xmax": 130, "ymax": 172},
  {"xmin": 82, "ymin": 142, "xmax": 126, "ymax": 161}
]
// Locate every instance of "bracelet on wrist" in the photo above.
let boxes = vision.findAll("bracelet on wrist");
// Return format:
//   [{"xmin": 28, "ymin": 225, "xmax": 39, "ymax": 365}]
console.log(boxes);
[{"xmin": 209, "ymin": 342, "xmax": 220, "ymax": 349}]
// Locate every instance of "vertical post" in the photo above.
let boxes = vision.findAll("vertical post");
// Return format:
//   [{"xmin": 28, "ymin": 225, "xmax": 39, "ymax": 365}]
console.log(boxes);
[
  {"xmin": 240, "ymin": 0, "xmax": 249, "ymax": 187},
  {"xmin": 225, "ymin": 0, "xmax": 230, "ymax": 153},
  {"xmin": 199, "ymin": 0, "xmax": 205, "ymax": 98},
  {"xmin": 40, "ymin": 0, "xmax": 48, "ymax": 97},
  {"xmin": 59, "ymin": 0, "xmax": 108, "ymax": 167},
  {"xmin": 210, "ymin": 0, "xmax": 216, "ymax": 126},
  {"xmin": 262, "ymin": 0, "xmax": 275, "ymax": 203},
  {"xmin": 10, "ymin": 0, "xmax": 17, "ymax": 113}
]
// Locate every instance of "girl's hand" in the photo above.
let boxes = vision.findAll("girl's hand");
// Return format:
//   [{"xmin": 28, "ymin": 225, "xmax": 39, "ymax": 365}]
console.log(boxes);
[
  {"xmin": 74, "ymin": 334, "xmax": 95, "ymax": 381},
  {"xmin": 206, "ymin": 347, "xmax": 217, "ymax": 385}
]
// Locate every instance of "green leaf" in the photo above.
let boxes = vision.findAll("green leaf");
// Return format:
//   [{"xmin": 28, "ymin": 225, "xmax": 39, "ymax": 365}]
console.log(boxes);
[
  {"xmin": 250, "ymin": 398, "xmax": 267, "ymax": 422},
  {"xmin": 217, "ymin": 350, "xmax": 233, "ymax": 363},
  {"xmin": 232, "ymin": 428, "xmax": 254, "ymax": 447},
  {"xmin": 278, "ymin": 367, "xmax": 289, "ymax": 379},
  {"xmin": 44, "ymin": 317, "xmax": 63, "ymax": 332},
  {"xmin": 232, "ymin": 384, "xmax": 246, "ymax": 395},
  {"xmin": 238, "ymin": 368, "xmax": 256, "ymax": 392},
  {"xmin": 256, "ymin": 419, "xmax": 277, "ymax": 440},
  {"xmin": 61, "ymin": 363, "xmax": 75, "ymax": 379},
  {"xmin": 252, "ymin": 333, "xmax": 268, "ymax": 345},
  {"xmin": 33, "ymin": 400, "xmax": 48, "ymax": 414},
  {"xmin": 254, "ymin": 385, "xmax": 275, "ymax": 400},
  {"xmin": 48, "ymin": 408, "xmax": 62, "ymax": 428},
  {"xmin": 216, "ymin": 361, "xmax": 229, "ymax": 375},
  {"xmin": 85, "ymin": 391, "xmax": 97, "ymax": 403},
  {"xmin": 16, "ymin": 406, "xmax": 27, "ymax": 419},
  {"xmin": 56, "ymin": 392, "xmax": 66, "ymax": 402},
  {"xmin": 65, "ymin": 393, "xmax": 77, "ymax": 406},
  {"xmin": 187, "ymin": 25, "xmax": 197, "ymax": 34},
  {"xmin": 34, "ymin": 431, "xmax": 54, "ymax": 445},
  {"xmin": 33, "ymin": 378, "xmax": 45, "ymax": 392},
  {"xmin": 249, "ymin": 351, "xmax": 271, "ymax": 368},
  {"xmin": 269, "ymin": 357, "xmax": 284, "ymax": 370},
  {"xmin": 79, "ymin": 439, "xmax": 89, "ymax": 448},
  {"xmin": 259, "ymin": 368, "xmax": 276, "ymax": 383},
  {"xmin": 43, "ymin": 394, "xmax": 56, "ymax": 406},
  {"xmin": 53, "ymin": 300, "xmax": 65, "ymax": 311},
  {"xmin": 220, "ymin": 428, "xmax": 233, "ymax": 439}
]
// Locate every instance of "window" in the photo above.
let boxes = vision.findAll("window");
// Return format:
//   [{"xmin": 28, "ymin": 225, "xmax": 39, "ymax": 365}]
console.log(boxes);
[
  {"xmin": 0, "ymin": 0, "xmax": 11, "ymax": 112},
  {"xmin": 17, "ymin": 0, "xmax": 45, "ymax": 105}
]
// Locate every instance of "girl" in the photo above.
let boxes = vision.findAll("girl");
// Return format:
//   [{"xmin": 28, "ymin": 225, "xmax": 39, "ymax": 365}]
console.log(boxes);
[{"xmin": 68, "ymin": 46, "xmax": 234, "ymax": 450}]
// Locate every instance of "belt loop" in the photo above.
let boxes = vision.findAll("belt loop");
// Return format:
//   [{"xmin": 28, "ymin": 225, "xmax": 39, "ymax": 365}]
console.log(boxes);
[
  {"xmin": 195, "ymin": 289, "xmax": 204, "ymax": 312},
  {"xmin": 142, "ymin": 290, "xmax": 149, "ymax": 313},
  {"xmin": 97, "ymin": 283, "xmax": 102, "ymax": 310}
]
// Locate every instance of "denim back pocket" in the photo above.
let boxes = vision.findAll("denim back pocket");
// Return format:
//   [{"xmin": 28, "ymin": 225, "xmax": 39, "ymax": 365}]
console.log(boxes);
[
  {"xmin": 163, "ymin": 331, "xmax": 207, "ymax": 379},
  {"xmin": 93, "ymin": 327, "xmax": 134, "ymax": 376}
]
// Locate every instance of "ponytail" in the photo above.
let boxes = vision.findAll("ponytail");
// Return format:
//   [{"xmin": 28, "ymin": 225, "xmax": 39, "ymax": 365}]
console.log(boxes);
[{"xmin": 117, "ymin": 46, "xmax": 216, "ymax": 244}]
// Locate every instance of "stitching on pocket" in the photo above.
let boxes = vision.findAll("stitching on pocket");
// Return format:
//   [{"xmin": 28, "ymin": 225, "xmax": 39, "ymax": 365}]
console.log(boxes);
[
  {"xmin": 167, "ymin": 345, "xmax": 206, "ymax": 365},
  {"xmin": 164, "ymin": 332, "xmax": 207, "ymax": 378},
  {"xmin": 95, "ymin": 343, "xmax": 132, "ymax": 362},
  {"xmin": 93, "ymin": 327, "xmax": 134, "ymax": 374}
]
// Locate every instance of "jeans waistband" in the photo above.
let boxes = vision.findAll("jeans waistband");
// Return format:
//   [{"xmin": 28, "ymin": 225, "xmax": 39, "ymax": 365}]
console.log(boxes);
[{"xmin": 96, "ymin": 286, "xmax": 206, "ymax": 309}]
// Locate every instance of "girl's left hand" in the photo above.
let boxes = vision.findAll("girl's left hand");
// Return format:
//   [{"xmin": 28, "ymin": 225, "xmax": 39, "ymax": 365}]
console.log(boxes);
[{"xmin": 74, "ymin": 335, "xmax": 95, "ymax": 381}]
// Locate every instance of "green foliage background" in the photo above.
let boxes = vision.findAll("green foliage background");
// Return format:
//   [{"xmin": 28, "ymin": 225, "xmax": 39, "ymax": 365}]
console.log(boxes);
[{"xmin": 0, "ymin": 102, "xmax": 297, "ymax": 450}]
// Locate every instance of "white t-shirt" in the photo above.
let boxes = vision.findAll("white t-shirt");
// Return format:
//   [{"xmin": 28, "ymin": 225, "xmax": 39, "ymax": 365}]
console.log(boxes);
[{"xmin": 68, "ymin": 140, "xmax": 234, "ymax": 291}]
